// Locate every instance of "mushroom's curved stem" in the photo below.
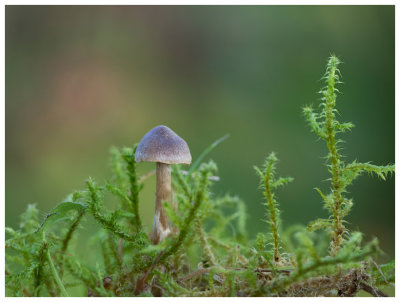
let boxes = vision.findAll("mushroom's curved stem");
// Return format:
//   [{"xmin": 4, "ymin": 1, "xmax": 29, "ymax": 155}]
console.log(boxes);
[{"xmin": 151, "ymin": 162, "xmax": 172, "ymax": 244}]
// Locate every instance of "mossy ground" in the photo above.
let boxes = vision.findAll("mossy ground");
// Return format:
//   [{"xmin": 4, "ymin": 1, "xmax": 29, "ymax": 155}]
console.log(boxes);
[{"xmin": 5, "ymin": 56, "xmax": 394, "ymax": 297}]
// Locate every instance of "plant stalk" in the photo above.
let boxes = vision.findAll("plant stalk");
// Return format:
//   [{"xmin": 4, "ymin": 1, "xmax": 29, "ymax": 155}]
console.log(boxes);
[
  {"xmin": 324, "ymin": 59, "xmax": 345, "ymax": 256},
  {"xmin": 46, "ymin": 248, "xmax": 69, "ymax": 297}
]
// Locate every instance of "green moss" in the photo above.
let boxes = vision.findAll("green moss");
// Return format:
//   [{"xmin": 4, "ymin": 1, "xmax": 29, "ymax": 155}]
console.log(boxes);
[
  {"xmin": 5, "ymin": 56, "xmax": 394, "ymax": 297},
  {"xmin": 303, "ymin": 55, "xmax": 394, "ymax": 256}
]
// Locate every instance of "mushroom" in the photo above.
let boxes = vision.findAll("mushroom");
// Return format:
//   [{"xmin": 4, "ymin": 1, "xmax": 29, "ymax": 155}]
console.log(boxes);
[{"xmin": 135, "ymin": 125, "xmax": 191, "ymax": 244}]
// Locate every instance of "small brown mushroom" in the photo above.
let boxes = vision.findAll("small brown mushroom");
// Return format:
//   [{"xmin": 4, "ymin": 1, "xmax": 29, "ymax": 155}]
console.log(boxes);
[{"xmin": 135, "ymin": 125, "xmax": 191, "ymax": 244}]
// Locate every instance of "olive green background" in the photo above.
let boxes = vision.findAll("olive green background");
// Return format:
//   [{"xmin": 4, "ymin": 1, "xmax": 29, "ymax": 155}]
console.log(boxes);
[{"xmin": 6, "ymin": 6, "xmax": 395, "ymax": 258}]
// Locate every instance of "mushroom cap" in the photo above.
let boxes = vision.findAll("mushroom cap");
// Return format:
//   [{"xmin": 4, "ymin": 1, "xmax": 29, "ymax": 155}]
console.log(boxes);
[{"xmin": 135, "ymin": 125, "xmax": 192, "ymax": 165}]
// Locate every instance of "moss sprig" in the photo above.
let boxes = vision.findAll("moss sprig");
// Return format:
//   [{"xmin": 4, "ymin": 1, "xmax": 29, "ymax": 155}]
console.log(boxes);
[
  {"xmin": 122, "ymin": 145, "xmax": 143, "ymax": 231},
  {"xmin": 303, "ymin": 55, "xmax": 394, "ymax": 256},
  {"xmin": 255, "ymin": 152, "xmax": 293, "ymax": 266}
]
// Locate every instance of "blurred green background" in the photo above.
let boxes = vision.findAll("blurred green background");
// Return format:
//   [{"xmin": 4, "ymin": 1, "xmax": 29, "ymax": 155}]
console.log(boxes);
[{"xmin": 6, "ymin": 6, "xmax": 394, "ymax": 259}]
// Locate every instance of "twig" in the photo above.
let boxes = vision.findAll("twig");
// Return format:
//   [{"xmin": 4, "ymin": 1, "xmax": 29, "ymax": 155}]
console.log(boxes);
[
  {"xmin": 179, "ymin": 266, "xmax": 293, "ymax": 282},
  {"xmin": 371, "ymin": 259, "xmax": 391, "ymax": 285},
  {"xmin": 359, "ymin": 282, "xmax": 388, "ymax": 297}
]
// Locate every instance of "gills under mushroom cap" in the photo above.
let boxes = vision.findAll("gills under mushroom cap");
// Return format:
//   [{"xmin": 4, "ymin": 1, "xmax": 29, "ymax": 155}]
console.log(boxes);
[{"xmin": 135, "ymin": 125, "xmax": 192, "ymax": 165}]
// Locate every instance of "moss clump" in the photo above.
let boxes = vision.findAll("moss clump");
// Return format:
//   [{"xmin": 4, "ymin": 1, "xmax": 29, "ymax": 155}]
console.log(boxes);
[{"xmin": 5, "ymin": 56, "xmax": 394, "ymax": 297}]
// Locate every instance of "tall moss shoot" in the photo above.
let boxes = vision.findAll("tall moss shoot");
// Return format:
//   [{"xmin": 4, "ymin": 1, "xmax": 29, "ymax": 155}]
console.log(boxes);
[
  {"xmin": 254, "ymin": 152, "xmax": 293, "ymax": 266},
  {"xmin": 303, "ymin": 55, "xmax": 394, "ymax": 256}
]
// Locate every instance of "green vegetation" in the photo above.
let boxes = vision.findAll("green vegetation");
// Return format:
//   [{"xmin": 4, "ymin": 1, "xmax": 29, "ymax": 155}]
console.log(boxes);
[
  {"xmin": 254, "ymin": 152, "xmax": 293, "ymax": 266},
  {"xmin": 303, "ymin": 56, "xmax": 395, "ymax": 256},
  {"xmin": 5, "ymin": 56, "xmax": 394, "ymax": 297}
]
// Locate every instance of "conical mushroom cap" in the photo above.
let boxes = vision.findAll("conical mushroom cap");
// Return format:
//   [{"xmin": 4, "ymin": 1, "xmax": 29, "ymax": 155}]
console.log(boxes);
[{"xmin": 135, "ymin": 125, "xmax": 192, "ymax": 165}]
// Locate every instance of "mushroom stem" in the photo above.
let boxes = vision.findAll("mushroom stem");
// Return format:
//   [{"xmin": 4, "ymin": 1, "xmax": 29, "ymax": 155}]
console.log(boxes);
[{"xmin": 151, "ymin": 162, "xmax": 172, "ymax": 244}]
